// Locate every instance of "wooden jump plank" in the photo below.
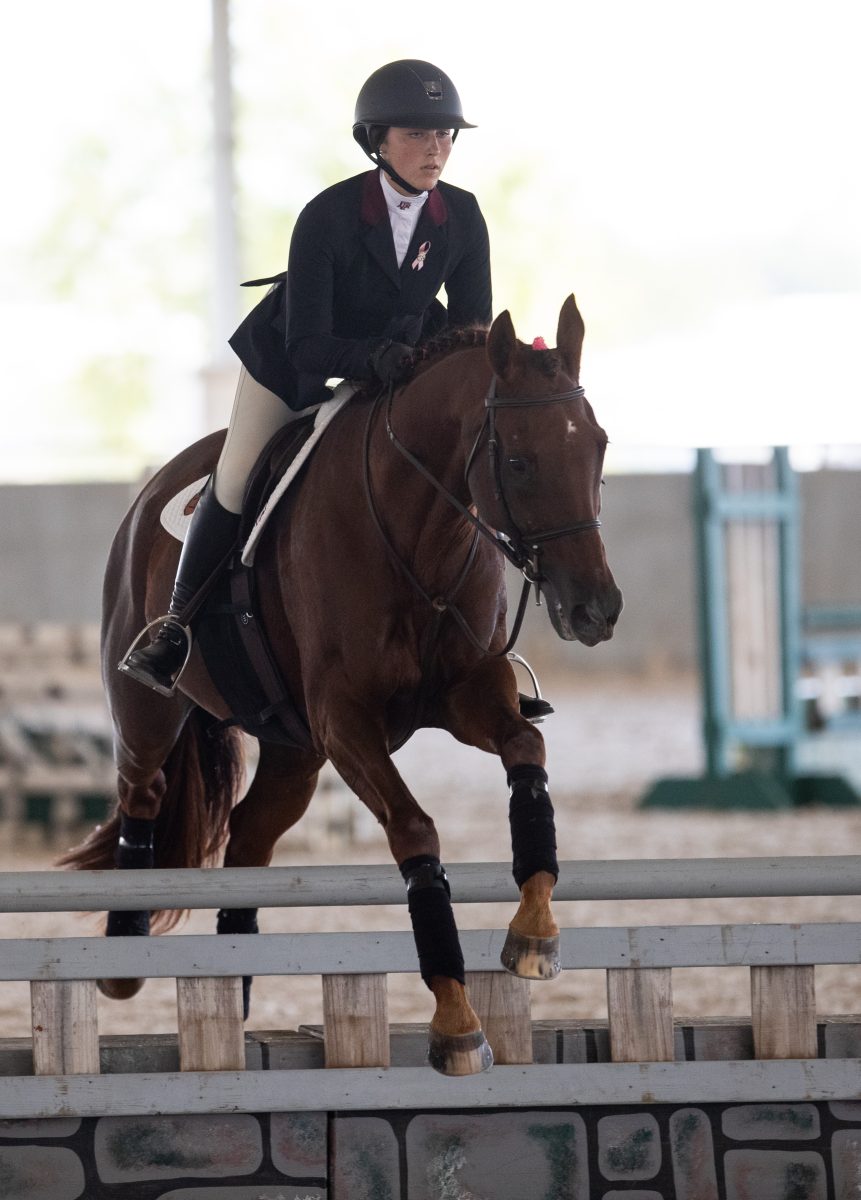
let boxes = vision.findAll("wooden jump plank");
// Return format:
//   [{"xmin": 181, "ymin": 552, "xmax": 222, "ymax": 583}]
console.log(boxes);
[
  {"xmin": 176, "ymin": 977, "xmax": 245, "ymax": 1072},
  {"xmin": 322, "ymin": 974, "xmax": 389, "ymax": 1068},
  {"xmin": 466, "ymin": 971, "xmax": 532, "ymax": 1064},
  {"xmin": 607, "ymin": 968, "xmax": 674, "ymax": 1062},
  {"xmin": 2, "ymin": 1059, "xmax": 861, "ymax": 1118},
  {"xmin": 2, "ymin": 923, "xmax": 860, "ymax": 982},
  {"xmin": 30, "ymin": 980, "xmax": 99, "ymax": 1076},
  {"xmin": 751, "ymin": 965, "xmax": 818, "ymax": 1059},
  {"xmin": 2, "ymin": 856, "xmax": 861, "ymax": 912}
]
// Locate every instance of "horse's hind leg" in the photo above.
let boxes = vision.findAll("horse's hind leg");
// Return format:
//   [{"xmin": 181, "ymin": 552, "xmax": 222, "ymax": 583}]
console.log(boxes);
[
  {"xmin": 316, "ymin": 699, "xmax": 491, "ymax": 1076},
  {"xmin": 103, "ymin": 698, "xmax": 194, "ymax": 997},
  {"xmin": 218, "ymin": 742, "xmax": 325, "ymax": 1018},
  {"xmin": 441, "ymin": 659, "xmax": 562, "ymax": 980}
]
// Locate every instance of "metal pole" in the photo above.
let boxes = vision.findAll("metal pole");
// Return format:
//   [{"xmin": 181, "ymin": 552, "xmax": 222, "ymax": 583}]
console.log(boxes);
[
  {"xmin": 3, "ymin": 858, "xmax": 861, "ymax": 911},
  {"xmin": 210, "ymin": 0, "xmax": 240, "ymax": 366}
]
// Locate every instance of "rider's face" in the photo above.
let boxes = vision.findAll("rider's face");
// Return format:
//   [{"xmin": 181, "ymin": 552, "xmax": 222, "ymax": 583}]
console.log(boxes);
[{"xmin": 379, "ymin": 127, "xmax": 453, "ymax": 194}]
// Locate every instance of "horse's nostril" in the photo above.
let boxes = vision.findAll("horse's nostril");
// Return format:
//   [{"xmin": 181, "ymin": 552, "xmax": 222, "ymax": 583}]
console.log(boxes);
[{"xmin": 571, "ymin": 603, "xmax": 591, "ymax": 626}]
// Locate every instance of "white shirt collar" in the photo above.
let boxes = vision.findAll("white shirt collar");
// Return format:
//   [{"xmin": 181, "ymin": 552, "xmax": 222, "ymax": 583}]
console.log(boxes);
[{"xmin": 379, "ymin": 169, "xmax": 428, "ymax": 215}]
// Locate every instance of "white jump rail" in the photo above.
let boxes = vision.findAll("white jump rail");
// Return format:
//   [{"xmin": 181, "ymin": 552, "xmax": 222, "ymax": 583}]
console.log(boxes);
[{"xmin": 0, "ymin": 856, "xmax": 860, "ymax": 1118}]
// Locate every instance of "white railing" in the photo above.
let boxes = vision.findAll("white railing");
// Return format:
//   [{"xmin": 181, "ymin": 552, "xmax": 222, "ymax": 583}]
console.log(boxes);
[{"xmin": 0, "ymin": 857, "xmax": 860, "ymax": 1117}]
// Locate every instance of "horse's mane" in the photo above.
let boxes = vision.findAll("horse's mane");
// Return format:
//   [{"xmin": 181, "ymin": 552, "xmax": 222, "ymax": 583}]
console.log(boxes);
[
  {"xmin": 355, "ymin": 324, "xmax": 564, "ymax": 402},
  {"xmin": 410, "ymin": 325, "xmax": 488, "ymax": 375},
  {"xmin": 411, "ymin": 326, "xmax": 564, "ymax": 380}
]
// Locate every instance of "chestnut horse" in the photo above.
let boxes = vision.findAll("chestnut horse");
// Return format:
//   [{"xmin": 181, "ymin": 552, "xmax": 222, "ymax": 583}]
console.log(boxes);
[{"xmin": 63, "ymin": 295, "xmax": 622, "ymax": 1075}]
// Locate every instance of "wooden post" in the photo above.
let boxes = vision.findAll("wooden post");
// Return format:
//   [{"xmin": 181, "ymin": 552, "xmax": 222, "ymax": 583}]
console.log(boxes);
[
  {"xmin": 322, "ymin": 974, "xmax": 389, "ymax": 1067},
  {"xmin": 607, "ymin": 968, "xmax": 674, "ymax": 1062},
  {"xmin": 31, "ymin": 980, "xmax": 100, "ymax": 1075},
  {"xmin": 466, "ymin": 971, "xmax": 532, "ymax": 1064},
  {"xmin": 176, "ymin": 977, "xmax": 245, "ymax": 1071},
  {"xmin": 751, "ymin": 965, "xmax": 817, "ymax": 1058},
  {"xmin": 726, "ymin": 463, "xmax": 782, "ymax": 723}
]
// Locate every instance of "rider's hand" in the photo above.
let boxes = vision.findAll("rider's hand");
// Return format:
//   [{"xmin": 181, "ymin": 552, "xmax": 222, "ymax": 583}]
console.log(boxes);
[{"xmin": 369, "ymin": 341, "xmax": 413, "ymax": 386}]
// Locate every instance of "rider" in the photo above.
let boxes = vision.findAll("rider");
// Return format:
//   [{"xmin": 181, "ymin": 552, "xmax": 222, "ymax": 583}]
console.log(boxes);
[{"xmin": 120, "ymin": 59, "xmax": 491, "ymax": 695}]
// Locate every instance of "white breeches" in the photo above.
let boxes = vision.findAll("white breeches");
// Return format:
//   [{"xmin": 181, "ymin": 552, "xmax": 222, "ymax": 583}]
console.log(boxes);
[{"xmin": 212, "ymin": 368, "xmax": 315, "ymax": 514}]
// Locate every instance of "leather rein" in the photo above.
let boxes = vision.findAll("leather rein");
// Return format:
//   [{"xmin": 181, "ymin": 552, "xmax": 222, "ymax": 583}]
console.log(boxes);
[{"xmin": 362, "ymin": 372, "xmax": 601, "ymax": 658}]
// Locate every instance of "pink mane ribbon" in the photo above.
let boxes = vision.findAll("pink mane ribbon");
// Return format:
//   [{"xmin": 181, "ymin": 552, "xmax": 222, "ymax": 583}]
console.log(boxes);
[{"xmin": 532, "ymin": 336, "xmax": 548, "ymax": 350}]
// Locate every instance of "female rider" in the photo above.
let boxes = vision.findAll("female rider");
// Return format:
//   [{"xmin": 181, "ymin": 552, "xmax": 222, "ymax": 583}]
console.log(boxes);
[{"xmin": 120, "ymin": 58, "xmax": 491, "ymax": 695}]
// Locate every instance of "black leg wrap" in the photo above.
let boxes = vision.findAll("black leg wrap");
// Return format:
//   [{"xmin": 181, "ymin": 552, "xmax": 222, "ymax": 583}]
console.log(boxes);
[
  {"xmin": 116, "ymin": 813, "xmax": 155, "ymax": 870},
  {"xmin": 217, "ymin": 909, "xmax": 259, "ymax": 1020},
  {"xmin": 508, "ymin": 765, "xmax": 559, "ymax": 888},
  {"xmin": 216, "ymin": 908, "xmax": 259, "ymax": 936},
  {"xmin": 400, "ymin": 855, "xmax": 465, "ymax": 988},
  {"xmin": 107, "ymin": 814, "xmax": 156, "ymax": 937}
]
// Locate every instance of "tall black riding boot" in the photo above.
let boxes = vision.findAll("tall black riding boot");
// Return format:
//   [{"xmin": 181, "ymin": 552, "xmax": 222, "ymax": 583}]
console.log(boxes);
[{"xmin": 118, "ymin": 483, "xmax": 240, "ymax": 695}]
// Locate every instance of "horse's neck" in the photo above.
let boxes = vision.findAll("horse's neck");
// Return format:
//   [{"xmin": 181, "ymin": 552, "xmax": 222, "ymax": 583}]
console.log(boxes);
[{"xmin": 396, "ymin": 351, "xmax": 490, "ymax": 494}]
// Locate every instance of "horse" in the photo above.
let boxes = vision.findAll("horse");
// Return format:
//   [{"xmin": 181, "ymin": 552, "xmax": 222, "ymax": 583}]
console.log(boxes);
[{"xmin": 62, "ymin": 295, "xmax": 622, "ymax": 1076}]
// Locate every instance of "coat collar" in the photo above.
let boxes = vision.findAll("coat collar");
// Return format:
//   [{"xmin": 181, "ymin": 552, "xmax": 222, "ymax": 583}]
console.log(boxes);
[{"xmin": 360, "ymin": 170, "xmax": 447, "ymax": 228}]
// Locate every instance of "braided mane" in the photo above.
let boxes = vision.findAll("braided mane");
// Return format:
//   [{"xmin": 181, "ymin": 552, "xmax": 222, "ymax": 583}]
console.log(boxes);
[
  {"xmin": 411, "ymin": 326, "xmax": 563, "ymax": 380},
  {"xmin": 410, "ymin": 325, "xmax": 488, "ymax": 376}
]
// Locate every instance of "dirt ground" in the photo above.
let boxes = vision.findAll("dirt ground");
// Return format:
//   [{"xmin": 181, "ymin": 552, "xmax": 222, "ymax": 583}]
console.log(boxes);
[{"xmin": 2, "ymin": 670, "xmax": 860, "ymax": 1039}]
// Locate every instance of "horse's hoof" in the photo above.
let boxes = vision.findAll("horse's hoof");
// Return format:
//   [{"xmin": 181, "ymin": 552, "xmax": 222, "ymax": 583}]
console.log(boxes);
[
  {"xmin": 428, "ymin": 1028, "xmax": 493, "ymax": 1076},
  {"xmin": 97, "ymin": 977, "xmax": 145, "ymax": 1000},
  {"xmin": 500, "ymin": 928, "xmax": 561, "ymax": 980}
]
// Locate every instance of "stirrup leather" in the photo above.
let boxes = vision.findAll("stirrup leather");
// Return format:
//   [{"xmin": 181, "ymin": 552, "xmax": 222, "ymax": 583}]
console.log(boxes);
[{"xmin": 117, "ymin": 615, "xmax": 193, "ymax": 697}]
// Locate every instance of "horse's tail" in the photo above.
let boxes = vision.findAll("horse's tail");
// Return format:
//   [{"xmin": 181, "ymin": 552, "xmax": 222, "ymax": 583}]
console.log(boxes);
[{"xmin": 58, "ymin": 709, "xmax": 245, "ymax": 932}]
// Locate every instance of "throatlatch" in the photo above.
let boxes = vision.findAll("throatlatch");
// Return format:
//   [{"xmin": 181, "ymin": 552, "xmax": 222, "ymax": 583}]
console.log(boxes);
[
  {"xmin": 106, "ymin": 813, "xmax": 155, "ymax": 937},
  {"xmin": 400, "ymin": 854, "xmax": 465, "ymax": 987},
  {"xmin": 508, "ymin": 765, "xmax": 559, "ymax": 887}
]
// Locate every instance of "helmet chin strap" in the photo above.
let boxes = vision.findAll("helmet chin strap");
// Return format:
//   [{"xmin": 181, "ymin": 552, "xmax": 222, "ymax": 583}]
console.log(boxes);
[{"xmin": 363, "ymin": 146, "xmax": 425, "ymax": 196}]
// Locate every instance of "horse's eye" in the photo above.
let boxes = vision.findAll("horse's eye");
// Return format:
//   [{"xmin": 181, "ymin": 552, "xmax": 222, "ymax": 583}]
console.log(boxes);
[{"xmin": 507, "ymin": 457, "xmax": 530, "ymax": 477}]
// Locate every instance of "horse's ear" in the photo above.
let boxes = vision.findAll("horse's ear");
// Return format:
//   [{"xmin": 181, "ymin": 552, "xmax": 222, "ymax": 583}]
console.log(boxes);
[
  {"xmin": 556, "ymin": 295, "xmax": 585, "ymax": 382},
  {"xmin": 487, "ymin": 310, "xmax": 518, "ymax": 380}
]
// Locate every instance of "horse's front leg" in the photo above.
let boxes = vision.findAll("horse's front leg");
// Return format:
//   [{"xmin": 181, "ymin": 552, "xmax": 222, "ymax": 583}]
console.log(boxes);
[
  {"xmin": 315, "ymin": 695, "xmax": 492, "ymax": 1076},
  {"xmin": 442, "ymin": 661, "xmax": 562, "ymax": 980}
]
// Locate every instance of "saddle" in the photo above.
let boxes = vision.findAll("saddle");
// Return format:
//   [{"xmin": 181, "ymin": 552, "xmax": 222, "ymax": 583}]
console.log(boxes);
[{"xmin": 195, "ymin": 415, "xmax": 320, "ymax": 748}]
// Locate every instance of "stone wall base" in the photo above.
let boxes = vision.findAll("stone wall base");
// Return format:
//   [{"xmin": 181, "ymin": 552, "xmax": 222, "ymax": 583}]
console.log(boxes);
[{"xmin": 1, "ymin": 1019, "xmax": 860, "ymax": 1199}]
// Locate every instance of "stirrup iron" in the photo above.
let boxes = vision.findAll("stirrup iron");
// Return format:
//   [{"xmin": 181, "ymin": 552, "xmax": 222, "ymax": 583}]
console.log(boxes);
[
  {"xmin": 117, "ymin": 615, "xmax": 193, "ymax": 697},
  {"xmin": 509, "ymin": 652, "xmax": 555, "ymax": 723}
]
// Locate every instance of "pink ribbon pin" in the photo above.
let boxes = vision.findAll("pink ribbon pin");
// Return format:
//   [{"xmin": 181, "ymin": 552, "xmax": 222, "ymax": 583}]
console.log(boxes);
[{"xmin": 412, "ymin": 241, "xmax": 431, "ymax": 270}]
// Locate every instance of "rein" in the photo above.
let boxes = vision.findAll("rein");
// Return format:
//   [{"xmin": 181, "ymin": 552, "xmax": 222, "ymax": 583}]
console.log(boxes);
[
  {"xmin": 362, "ymin": 371, "xmax": 601, "ymax": 659},
  {"xmin": 363, "ymin": 386, "xmax": 528, "ymax": 658}
]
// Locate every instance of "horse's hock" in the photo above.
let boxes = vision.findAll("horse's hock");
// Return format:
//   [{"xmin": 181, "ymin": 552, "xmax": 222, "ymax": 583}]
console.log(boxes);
[{"xmin": 2, "ymin": 860, "xmax": 861, "ymax": 1198}]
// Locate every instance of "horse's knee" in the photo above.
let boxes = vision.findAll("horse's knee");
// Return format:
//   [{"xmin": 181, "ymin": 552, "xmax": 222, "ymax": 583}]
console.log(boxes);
[
  {"xmin": 117, "ymin": 773, "xmax": 167, "ymax": 821},
  {"xmin": 386, "ymin": 811, "xmax": 439, "ymax": 862},
  {"xmin": 499, "ymin": 723, "xmax": 546, "ymax": 773}
]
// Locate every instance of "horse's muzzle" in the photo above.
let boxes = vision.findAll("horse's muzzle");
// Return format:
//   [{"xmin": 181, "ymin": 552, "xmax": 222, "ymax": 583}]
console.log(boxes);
[{"xmin": 544, "ymin": 581, "xmax": 623, "ymax": 645}]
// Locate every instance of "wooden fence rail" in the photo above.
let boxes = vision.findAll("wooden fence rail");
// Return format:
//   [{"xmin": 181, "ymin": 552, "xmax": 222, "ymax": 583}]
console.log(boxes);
[{"xmin": 1, "ymin": 858, "xmax": 860, "ymax": 1117}]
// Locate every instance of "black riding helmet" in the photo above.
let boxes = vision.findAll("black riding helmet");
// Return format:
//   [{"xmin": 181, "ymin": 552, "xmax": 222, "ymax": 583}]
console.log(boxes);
[{"xmin": 353, "ymin": 59, "xmax": 476, "ymax": 195}]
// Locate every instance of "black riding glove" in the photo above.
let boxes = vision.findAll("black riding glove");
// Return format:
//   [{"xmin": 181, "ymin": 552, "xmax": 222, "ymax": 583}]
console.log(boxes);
[{"xmin": 369, "ymin": 340, "xmax": 413, "ymax": 386}]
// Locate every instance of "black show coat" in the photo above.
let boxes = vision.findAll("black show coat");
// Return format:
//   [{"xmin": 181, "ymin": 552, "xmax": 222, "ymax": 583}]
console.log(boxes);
[{"xmin": 228, "ymin": 170, "xmax": 492, "ymax": 409}]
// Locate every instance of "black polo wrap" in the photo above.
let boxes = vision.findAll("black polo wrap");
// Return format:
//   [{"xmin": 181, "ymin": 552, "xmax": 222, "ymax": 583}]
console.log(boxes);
[
  {"xmin": 217, "ymin": 908, "xmax": 260, "ymax": 936},
  {"xmin": 400, "ymin": 854, "xmax": 465, "ymax": 988},
  {"xmin": 508, "ymin": 765, "xmax": 559, "ymax": 887},
  {"xmin": 115, "ymin": 813, "xmax": 155, "ymax": 869},
  {"xmin": 106, "ymin": 813, "xmax": 156, "ymax": 937}
]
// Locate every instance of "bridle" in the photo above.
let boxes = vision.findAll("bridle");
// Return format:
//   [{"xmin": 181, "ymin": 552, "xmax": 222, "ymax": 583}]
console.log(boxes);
[
  {"xmin": 463, "ymin": 375, "xmax": 602, "ymax": 583},
  {"xmin": 362, "ymin": 371, "xmax": 602, "ymax": 657}
]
